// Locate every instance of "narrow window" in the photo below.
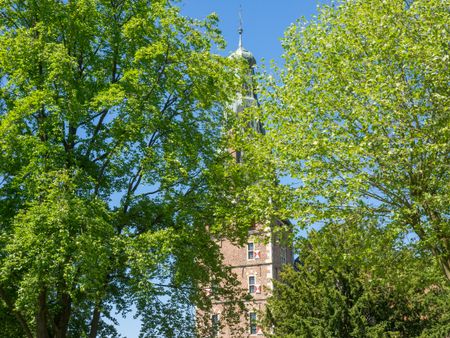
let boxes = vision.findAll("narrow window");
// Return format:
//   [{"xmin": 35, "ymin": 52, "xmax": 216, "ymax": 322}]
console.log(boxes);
[
  {"xmin": 212, "ymin": 314, "xmax": 219, "ymax": 337},
  {"xmin": 247, "ymin": 242, "xmax": 254, "ymax": 260},
  {"xmin": 248, "ymin": 275, "xmax": 256, "ymax": 294},
  {"xmin": 281, "ymin": 246, "xmax": 287, "ymax": 265},
  {"xmin": 249, "ymin": 312, "xmax": 257, "ymax": 334}
]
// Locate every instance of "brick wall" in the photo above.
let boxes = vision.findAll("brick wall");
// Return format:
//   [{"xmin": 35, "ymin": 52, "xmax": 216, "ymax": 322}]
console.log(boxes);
[{"xmin": 205, "ymin": 224, "xmax": 294, "ymax": 337}]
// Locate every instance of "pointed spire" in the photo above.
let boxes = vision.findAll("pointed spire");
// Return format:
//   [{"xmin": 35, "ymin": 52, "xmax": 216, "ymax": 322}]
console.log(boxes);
[{"xmin": 238, "ymin": 6, "xmax": 243, "ymax": 49}]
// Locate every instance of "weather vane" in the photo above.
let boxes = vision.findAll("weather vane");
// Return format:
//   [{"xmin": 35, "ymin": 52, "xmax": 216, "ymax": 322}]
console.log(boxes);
[{"xmin": 238, "ymin": 5, "xmax": 243, "ymax": 48}]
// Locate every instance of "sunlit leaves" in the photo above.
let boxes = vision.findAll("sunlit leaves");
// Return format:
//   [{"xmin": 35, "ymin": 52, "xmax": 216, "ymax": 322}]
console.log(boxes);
[
  {"xmin": 0, "ymin": 0, "xmax": 251, "ymax": 336},
  {"xmin": 260, "ymin": 0, "xmax": 450, "ymax": 280}
]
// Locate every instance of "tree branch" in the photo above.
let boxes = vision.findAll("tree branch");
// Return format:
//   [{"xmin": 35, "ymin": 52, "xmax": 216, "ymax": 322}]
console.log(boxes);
[{"xmin": 0, "ymin": 287, "xmax": 33, "ymax": 338}]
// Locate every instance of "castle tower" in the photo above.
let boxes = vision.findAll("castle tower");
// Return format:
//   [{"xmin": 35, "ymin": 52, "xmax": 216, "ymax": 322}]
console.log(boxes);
[{"xmin": 209, "ymin": 23, "xmax": 294, "ymax": 338}]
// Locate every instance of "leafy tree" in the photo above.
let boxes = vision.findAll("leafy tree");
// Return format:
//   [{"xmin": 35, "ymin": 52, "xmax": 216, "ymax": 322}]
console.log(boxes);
[
  {"xmin": 0, "ymin": 0, "xmax": 265, "ymax": 336},
  {"xmin": 264, "ymin": 221, "xmax": 450, "ymax": 337},
  {"xmin": 259, "ymin": 0, "xmax": 450, "ymax": 281}
]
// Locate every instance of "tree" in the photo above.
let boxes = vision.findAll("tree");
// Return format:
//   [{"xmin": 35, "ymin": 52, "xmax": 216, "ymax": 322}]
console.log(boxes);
[
  {"xmin": 258, "ymin": 0, "xmax": 450, "ymax": 281},
  {"xmin": 0, "ymin": 0, "xmax": 260, "ymax": 336},
  {"xmin": 264, "ymin": 221, "xmax": 450, "ymax": 337}
]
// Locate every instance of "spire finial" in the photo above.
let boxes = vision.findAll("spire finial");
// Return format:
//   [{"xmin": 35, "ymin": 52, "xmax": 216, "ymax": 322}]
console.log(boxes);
[{"xmin": 238, "ymin": 6, "xmax": 243, "ymax": 49}]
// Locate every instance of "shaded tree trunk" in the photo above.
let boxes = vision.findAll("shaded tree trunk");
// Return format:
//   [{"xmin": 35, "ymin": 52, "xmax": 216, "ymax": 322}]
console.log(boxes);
[
  {"xmin": 54, "ymin": 292, "xmax": 72, "ymax": 338},
  {"xmin": 37, "ymin": 288, "xmax": 49, "ymax": 338},
  {"xmin": 88, "ymin": 304, "xmax": 101, "ymax": 338}
]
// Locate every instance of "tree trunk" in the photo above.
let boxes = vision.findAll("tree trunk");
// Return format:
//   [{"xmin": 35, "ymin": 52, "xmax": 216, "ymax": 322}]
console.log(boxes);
[
  {"xmin": 37, "ymin": 288, "xmax": 50, "ymax": 338},
  {"xmin": 439, "ymin": 256, "xmax": 450, "ymax": 283},
  {"xmin": 88, "ymin": 305, "xmax": 101, "ymax": 338},
  {"xmin": 54, "ymin": 292, "xmax": 72, "ymax": 338}
]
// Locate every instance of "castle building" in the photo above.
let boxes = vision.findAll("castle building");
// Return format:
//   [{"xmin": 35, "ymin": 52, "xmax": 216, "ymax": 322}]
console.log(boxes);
[{"xmin": 209, "ymin": 26, "xmax": 294, "ymax": 338}]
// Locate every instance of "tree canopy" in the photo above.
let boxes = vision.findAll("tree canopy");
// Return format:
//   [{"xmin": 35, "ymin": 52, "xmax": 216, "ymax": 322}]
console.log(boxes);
[
  {"xmin": 2, "ymin": 0, "xmax": 450, "ymax": 336},
  {"xmin": 0, "ymin": 0, "xmax": 270, "ymax": 336},
  {"xmin": 257, "ymin": 0, "xmax": 450, "ymax": 282},
  {"xmin": 264, "ymin": 221, "xmax": 450, "ymax": 337}
]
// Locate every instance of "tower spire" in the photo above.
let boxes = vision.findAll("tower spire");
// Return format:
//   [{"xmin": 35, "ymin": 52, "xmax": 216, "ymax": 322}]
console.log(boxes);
[
  {"xmin": 238, "ymin": 6, "xmax": 243, "ymax": 49},
  {"xmin": 229, "ymin": 5, "xmax": 256, "ymax": 68}
]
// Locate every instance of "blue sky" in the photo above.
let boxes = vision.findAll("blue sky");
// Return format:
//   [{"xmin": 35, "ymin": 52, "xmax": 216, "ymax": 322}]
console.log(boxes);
[
  {"xmin": 116, "ymin": 1, "xmax": 329, "ymax": 336},
  {"xmin": 181, "ymin": 0, "xmax": 330, "ymax": 67}
]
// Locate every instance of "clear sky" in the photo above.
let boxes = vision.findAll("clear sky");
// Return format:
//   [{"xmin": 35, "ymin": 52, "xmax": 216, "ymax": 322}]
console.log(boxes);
[
  {"xmin": 181, "ymin": 0, "xmax": 330, "ymax": 67},
  {"xmin": 116, "ymin": 1, "xmax": 329, "ymax": 337}
]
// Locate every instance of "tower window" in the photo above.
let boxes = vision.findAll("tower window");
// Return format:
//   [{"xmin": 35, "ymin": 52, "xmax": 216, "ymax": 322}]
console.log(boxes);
[
  {"xmin": 212, "ymin": 314, "xmax": 219, "ymax": 337},
  {"xmin": 247, "ymin": 243, "xmax": 254, "ymax": 260},
  {"xmin": 249, "ymin": 312, "xmax": 257, "ymax": 334},
  {"xmin": 248, "ymin": 275, "xmax": 256, "ymax": 293},
  {"xmin": 281, "ymin": 246, "xmax": 287, "ymax": 265}
]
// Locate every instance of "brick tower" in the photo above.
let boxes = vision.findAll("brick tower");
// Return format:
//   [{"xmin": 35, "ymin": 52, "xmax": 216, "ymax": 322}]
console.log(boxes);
[{"xmin": 209, "ymin": 23, "xmax": 294, "ymax": 338}]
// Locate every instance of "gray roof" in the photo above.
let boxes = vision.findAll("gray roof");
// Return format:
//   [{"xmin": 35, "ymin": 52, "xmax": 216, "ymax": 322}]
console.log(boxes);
[{"xmin": 230, "ymin": 46, "xmax": 256, "ymax": 67}]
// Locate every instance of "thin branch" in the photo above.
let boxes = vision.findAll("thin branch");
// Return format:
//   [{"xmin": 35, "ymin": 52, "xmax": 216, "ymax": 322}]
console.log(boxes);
[
  {"xmin": 86, "ymin": 108, "xmax": 109, "ymax": 158},
  {"xmin": 0, "ymin": 287, "xmax": 33, "ymax": 338}
]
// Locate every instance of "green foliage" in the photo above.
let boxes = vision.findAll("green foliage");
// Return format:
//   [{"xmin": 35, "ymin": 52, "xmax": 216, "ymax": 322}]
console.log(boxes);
[
  {"xmin": 264, "ymin": 221, "xmax": 450, "ymax": 337},
  {"xmin": 0, "ymin": 0, "xmax": 261, "ymax": 336},
  {"xmin": 259, "ymin": 0, "xmax": 450, "ymax": 280}
]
